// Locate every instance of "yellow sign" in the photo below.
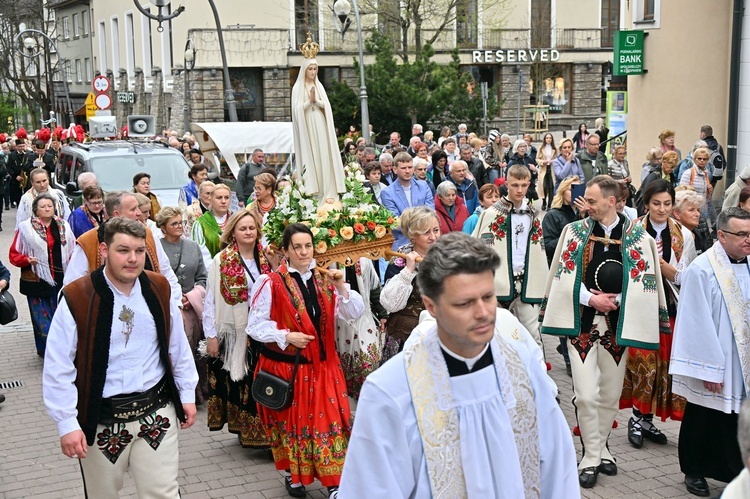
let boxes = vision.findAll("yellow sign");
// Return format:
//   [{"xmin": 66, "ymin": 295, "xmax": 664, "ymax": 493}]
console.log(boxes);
[{"xmin": 85, "ymin": 92, "xmax": 98, "ymax": 121}]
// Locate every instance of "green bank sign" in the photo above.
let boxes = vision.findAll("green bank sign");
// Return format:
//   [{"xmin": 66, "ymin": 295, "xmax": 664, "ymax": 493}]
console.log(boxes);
[{"xmin": 614, "ymin": 30, "xmax": 644, "ymax": 76}]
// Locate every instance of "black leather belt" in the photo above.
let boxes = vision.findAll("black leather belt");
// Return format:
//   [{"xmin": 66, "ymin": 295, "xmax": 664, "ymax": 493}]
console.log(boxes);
[
  {"xmin": 100, "ymin": 377, "xmax": 170, "ymax": 423},
  {"xmin": 261, "ymin": 346, "xmax": 311, "ymax": 364}
]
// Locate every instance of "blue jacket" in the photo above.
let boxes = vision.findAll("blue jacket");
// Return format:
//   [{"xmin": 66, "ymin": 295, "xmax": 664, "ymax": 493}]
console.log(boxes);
[
  {"xmin": 381, "ymin": 178, "xmax": 435, "ymax": 248},
  {"xmin": 447, "ymin": 175, "xmax": 479, "ymax": 214}
]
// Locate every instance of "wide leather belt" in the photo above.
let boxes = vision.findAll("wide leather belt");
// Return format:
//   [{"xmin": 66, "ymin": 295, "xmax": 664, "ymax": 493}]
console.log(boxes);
[{"xmin": 100, "ymin": 377, "xmax": 170, "ymax": 423}]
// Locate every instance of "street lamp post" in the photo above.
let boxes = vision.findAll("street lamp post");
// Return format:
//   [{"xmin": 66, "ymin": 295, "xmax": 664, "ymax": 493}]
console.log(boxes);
[
  {"xmin": 134, "ymin": 0, "xmax": 238, "ymax": 122},
  {"xmin": 16, "ymin": 24, "xmax": 75, "ymax": 126},
  {"xmin": 183, "ymin": 39, "xmax": 195, "ymax": 134},
  {"xmin": 332, "ymin": 0, "xmax": 370, "ymax": 144}
]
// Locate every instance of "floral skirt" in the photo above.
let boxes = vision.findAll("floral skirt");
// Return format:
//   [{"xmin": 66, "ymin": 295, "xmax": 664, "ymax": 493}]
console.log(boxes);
[
  {"xmin": 335, "ymin": 315, "xmax": 383, "ymax": 400},
  {"xmin": 256, "ymin": 356, "xmax": 352, "ymax": 487},
  {"xmin": 206, "ymin": 341, "xmax": 269, "ymax": 448},
  {"xmin": 28, "ymin": 292, "xmax": 59, "ymax": 356},
  {"xmin": 620, "ymin": 317, "xmax": 686, "ymax": 421}
]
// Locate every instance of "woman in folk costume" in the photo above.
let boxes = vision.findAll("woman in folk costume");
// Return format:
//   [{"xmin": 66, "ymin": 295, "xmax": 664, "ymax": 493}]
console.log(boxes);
[
  {"xmin": 380, "ymin": 207, "xmax": 441, "ymax": 365},
  {"xmin": 202, "ymin": 210, "xmax": 273, "ymax": 448},
  {"xmin": 247, "ymin": 223, "xmax": 364, "ymax": 498},
  {"xmin": 291, "ymin": 33, "xmax": 346, "ymax": 204},
  {"xmin": 335, "ymin": 257, "xmax": 388, "ymax": 407},
  {"xmin": 620, "ymin": 179, "xmax": 697, "ymax": 447},
  {"xmin": 9, "ymin": 193, "xmax": 75, "ymax": 356},
  {"xmin": 191, "ymin": 183, "xmax": 231, "ymax": 268}
]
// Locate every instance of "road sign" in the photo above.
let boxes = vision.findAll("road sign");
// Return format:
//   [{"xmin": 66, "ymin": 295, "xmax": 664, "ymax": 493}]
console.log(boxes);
[
  {"xmin": 614, "ymin": 30, "xmax": 645, "ymax": 76},
  {"xmin": 95, "ymin": 93, "xmax": 113, "ymax": 110},
  {"xmin": 93, "ymin": 75, "xmax": 110, "ymax": 93},
  {"xmin": 85, "ymin": 92, "xmax": 98, "ymax": 121}
]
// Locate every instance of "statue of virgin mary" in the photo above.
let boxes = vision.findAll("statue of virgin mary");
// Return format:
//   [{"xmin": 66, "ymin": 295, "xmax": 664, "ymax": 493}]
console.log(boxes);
[{"xmin": 291, "ymin": 33, "xmax": 346, "ymax": 204}]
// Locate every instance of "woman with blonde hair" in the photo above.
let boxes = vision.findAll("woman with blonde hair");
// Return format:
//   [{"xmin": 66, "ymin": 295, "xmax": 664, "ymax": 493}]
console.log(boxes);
[
  {"xmin": 157, "ymin": 206, "xmax": 208, "ymax": 401},
  {"xmin": 380, "ymin": 207, "xmax": 441, "ymax": 363},
  {"xmin": 659, "ymin": 129, "xmax": 682, "ymax": 162},
  {"xmin": 542, "ymin": 176, "xmax": 584, "ymax": 376},
  {"xmin": 552, "ymin": 138, "xmax": 584, "ymax": 192},
  {"xmin": 203, "ymin": 209, "xmax": 274, "ymax": 448}
]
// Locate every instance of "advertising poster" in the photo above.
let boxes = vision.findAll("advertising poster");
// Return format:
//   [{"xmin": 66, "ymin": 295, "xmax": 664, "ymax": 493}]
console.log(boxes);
[{"xmin": 606, "ymin": 91, "xmax": 628, "ymax": 158}]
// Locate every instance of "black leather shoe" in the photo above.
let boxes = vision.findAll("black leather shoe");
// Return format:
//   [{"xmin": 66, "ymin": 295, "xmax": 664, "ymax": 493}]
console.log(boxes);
[
  {"xmin": 684, "ymin": 475, "xmax": 709, "ymax": 497},
  {"xmin": 642, "ymin": 423, "xmax": 668, "ymax": 445},
  {"xmin": 578, "ymin": 467, "xmax": 599, "ymax": 488},
  {"xmin": 0, "ymin": 393, "xmax": 5, "ymax": 404},
  {"xmin": 285, "ymin": 476, "xmax": 306, "ymax": 498},
  {"xmin": 565, "ymin": 361, "xmax": 572, "ymax": 377},
  {"xmin": 598, "ymin": 459, "xmax": 617, "ymax": 476},
  {"xmin": 628, "ymin": 417, "xmax": 643, "ymax": 448}
]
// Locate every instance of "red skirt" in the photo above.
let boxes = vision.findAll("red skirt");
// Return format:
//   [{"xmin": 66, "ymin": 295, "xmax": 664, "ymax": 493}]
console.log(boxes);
[
  {"xmin": 620, "ymin": 316, "xmax": 686, "ymax": 421},
  {"xmin": 255, "ymin": 354, "xmax": 352, "ymax": 487}
]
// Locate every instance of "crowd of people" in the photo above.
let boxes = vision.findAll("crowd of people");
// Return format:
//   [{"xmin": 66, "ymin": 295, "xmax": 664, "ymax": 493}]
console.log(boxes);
[{"xmin": 0, "ymin": 117, "xmax": 746, "ymax": 498}]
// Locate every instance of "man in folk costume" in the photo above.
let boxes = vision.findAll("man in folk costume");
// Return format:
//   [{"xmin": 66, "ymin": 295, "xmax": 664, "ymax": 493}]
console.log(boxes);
[
  {"xmin": 340, "ymin": 233, "xmax": 579, "ymax": 498},
  {"xmin": 670, "ymin": 207, "xmax": 750, "ymax": 497},
  {"xmin": 42, "ymin": 217, "xmax": 198, "ymax": 498},
  {"xmin": 540, "ymin": 175, "xmax": 669, "ymax": 489},
  {"xmin": 472, "ymin": 164, "xmax": 549, "ymax": 358},
  {"xmin": 7, "ymin": 131, "xmax": 35, "ymax": 206},
  {"xmin": 191, "ymin": 183, "xmax": 232, "ymax": 269},
  {"xmin": 16, "ymin": 168, "xmax": 70, "ymax": 228},
  {"xmin": 64, "ymin": 191, "xmax": 183, "ymax": 310}
]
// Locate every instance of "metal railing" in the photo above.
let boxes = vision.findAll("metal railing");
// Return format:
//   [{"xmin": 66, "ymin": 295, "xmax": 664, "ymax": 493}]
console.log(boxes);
[{"xmin": 291, "ymin": 27, "xmax": 613, "ymax": 52}]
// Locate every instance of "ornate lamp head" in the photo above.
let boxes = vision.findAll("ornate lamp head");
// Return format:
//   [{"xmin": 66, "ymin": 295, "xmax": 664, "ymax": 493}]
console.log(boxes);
[{"xmin": 300, "ymin": 32, "xmax": 320, "ymax": 59}]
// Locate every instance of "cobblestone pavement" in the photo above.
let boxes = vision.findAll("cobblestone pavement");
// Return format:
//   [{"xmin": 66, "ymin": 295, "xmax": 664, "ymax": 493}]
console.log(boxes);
[{"xmin": 0, "ymin": 207, "xmax": 724, "ymax": 498}]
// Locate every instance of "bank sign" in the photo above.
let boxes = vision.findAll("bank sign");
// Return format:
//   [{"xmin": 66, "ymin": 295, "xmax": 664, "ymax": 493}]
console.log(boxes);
[{"xmin": 614, "ymin": 31, "xmax": 644, "ymax": 76}]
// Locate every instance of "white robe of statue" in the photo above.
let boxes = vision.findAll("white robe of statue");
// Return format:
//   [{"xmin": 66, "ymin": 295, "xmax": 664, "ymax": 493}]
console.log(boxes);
[{"xmin": 291, "ymin": 58, "xmax": 346, "ymax": 203}]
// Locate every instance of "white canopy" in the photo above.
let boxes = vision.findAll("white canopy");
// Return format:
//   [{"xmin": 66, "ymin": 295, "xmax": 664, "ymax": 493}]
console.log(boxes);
[{"xmin": 191, "ymin": 122, "xmax": 295, "ymax": 178}]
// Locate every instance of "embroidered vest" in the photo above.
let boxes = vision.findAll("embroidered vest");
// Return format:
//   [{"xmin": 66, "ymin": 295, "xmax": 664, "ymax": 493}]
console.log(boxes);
[{"xmin": 63, "ymin": 269, "xmax": 183, "ymax": 445}]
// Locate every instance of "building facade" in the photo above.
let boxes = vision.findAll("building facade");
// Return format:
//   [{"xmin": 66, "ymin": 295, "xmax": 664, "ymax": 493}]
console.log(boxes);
[{"xmin": 60, "ymin": 0, "xmax": 623, "ymax": 137}]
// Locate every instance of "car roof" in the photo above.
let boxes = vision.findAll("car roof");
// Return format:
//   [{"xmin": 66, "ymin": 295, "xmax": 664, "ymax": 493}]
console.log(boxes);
[{"xmin": 60, "ymin": 140, "xmax": 182, "ymax": 159}]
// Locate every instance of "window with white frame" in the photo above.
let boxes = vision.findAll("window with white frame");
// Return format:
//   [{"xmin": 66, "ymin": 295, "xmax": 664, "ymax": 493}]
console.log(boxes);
[
  {"xmin": 75, "ymin": 59, "xmax": 82, "ymax": 82},
  {"xmin": 63, "ymin": 17, "xmax": 70, "ymax": 39},
  {"xmin": 84, "ymin": 58, "xmax": 91, "ymax": 82},
  {"xmin": 82, "ymin": 10, "xmax": 90, "ymax": 36},
  {"xmin": 66, "ymin": 61, "xmax": 73, "ymax": 82},
  {"xmin": 73, "ymin": 14, "xmax": 80, "ymax": 38},
  {"xmin": 634, "ymin": 0, "xmax": 660, "ymax": 27},
  {"xmin": 111, "ymin": 17, "xmax": 121, "ymax": 72},
  {"xmin": 98, "ymin": 21, "xmax": 108, "ymax": 73}
]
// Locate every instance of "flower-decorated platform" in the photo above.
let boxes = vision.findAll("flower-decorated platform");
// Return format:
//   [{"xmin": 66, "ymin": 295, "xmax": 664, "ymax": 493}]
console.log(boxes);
[{"xmin": 264, "ymin": 164, "xmax": 399, "ymax": 266}]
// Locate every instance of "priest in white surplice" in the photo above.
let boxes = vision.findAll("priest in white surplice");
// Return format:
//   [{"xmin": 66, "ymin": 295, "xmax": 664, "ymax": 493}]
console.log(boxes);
[
  {"xmin": 339, "ymin": 232, "xmax": 579, "ymax": 499},
  {"xmin": 670, "ymin": 207, "xmax": 750, "ymax": 497}
]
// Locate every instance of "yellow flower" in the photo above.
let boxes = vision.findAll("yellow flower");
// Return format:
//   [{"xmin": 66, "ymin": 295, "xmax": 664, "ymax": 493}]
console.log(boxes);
[
  {"xmin": 374, "ymin": 225, "xmax": 387, "ymax": 238},
  {"xmin": 301, "ymin": 220, "xmax": 311, "ymax": 227},
  {"xmin": 315, "ymin": 240, "xmax": 327, "ymax": 254},
  {"xmin": 311, "ymin": 227, "xmax": 321, "ymax": 237},
  {"xmin": 340, "ymin": 226, "xmax": 354, "ymax": 240}
]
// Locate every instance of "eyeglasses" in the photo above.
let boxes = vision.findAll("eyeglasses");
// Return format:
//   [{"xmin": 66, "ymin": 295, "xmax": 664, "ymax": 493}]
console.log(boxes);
[
  {"xmin": 87, "ymin": 200, "xmax": 104, "ymax": 206},
  {"xmin": 169, "ymin": 221, "xmax": 185, "ymax": 228},
  {"xmin": 720, "ymin": 229, "xmax": 750, "ymax": 239}
]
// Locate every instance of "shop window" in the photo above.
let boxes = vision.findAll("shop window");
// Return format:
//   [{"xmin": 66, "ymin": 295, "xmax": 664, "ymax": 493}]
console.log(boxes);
[
  {"xmin": 227, "ymin": 68, "xmax": 264, "ymax": 122},
  {"xmin": 530, "ymin": 65, "xmax": 571, "ymax": 114}
]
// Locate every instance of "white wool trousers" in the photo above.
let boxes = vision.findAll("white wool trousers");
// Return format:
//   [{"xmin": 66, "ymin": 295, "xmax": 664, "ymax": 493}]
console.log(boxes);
[{"xmin": 79, "ymin": 402, "xmax": 180, "ymax": 499}]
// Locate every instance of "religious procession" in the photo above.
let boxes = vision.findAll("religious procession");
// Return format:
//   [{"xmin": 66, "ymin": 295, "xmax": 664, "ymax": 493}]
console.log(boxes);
[{"xmin": 0, "ymin": 3, "xmax": 748, "ymax": 498}]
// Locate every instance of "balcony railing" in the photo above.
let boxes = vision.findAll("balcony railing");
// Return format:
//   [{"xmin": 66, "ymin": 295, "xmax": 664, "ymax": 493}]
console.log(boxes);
[{"xmin": 293, "ymin": 27, "xmax": 613, "ymax": 53}]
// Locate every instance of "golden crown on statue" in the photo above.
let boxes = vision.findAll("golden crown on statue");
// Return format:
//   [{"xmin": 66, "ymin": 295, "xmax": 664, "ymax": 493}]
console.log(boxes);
[{"xmin": 300, "ymin": 32, "xmax": 320, "ymax": 59}]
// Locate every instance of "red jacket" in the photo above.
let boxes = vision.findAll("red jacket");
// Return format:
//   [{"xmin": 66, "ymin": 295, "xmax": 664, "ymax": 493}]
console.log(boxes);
[{"xmin": 434, "ymin": 193, "xmax": 469, "ymax": 234}]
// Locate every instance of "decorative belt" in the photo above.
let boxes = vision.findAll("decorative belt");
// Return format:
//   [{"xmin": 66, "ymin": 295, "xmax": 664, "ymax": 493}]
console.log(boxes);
[
  {"xmin": 100, "ymin": 377, "xmax": 170, "ymax": 423},
  {"xmin": 261, "ymin": 346, "xmax": 311, "ymax": 364}
]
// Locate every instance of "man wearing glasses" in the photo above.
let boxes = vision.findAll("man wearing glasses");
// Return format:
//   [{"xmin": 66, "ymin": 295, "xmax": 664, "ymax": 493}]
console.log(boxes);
[{"xmin": 670, "ymin": 207, "xmax": 750, "ymax": 497}]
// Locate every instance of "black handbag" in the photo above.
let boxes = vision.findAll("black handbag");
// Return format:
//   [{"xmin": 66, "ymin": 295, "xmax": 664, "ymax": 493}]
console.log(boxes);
[
  {"xmin": 0, "ymin": 288, "xmax": 18, "ymax": 326},
  {"xmin": 252, "ymin": 349, "xmax": 302, "ymax": 411}
]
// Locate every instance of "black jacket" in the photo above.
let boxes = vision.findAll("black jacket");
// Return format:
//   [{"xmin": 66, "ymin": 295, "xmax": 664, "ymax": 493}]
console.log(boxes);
[
  {"xmin": 465, "ymin": 156, "xmax": 488, "ymax": 188},
  {"xmin": 542, "ymin": 204, "xmax": 578, "ymax": 265}
]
